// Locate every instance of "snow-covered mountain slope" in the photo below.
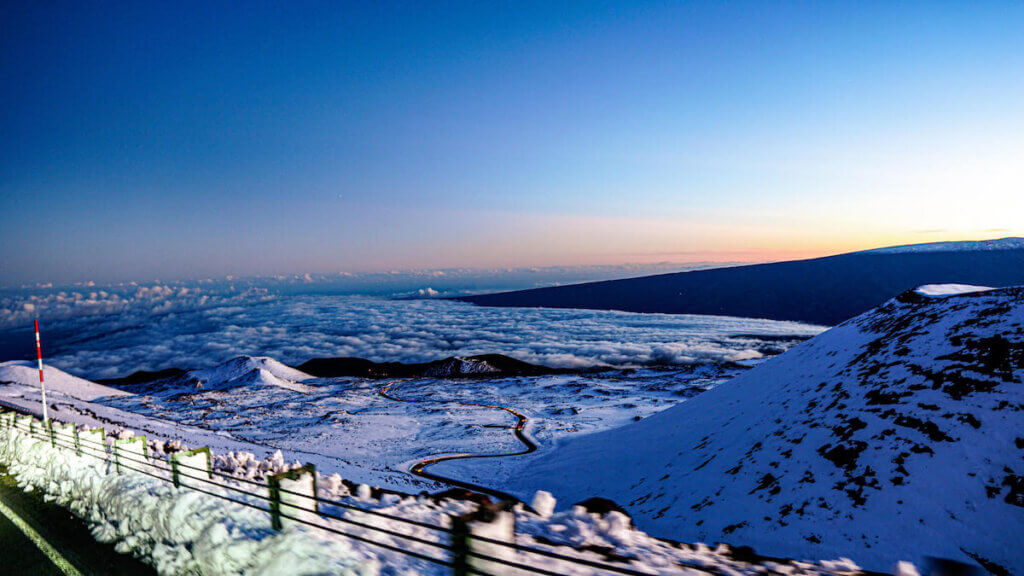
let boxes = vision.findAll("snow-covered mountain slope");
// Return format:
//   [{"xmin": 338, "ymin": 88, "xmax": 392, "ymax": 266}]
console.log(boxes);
[
  {"xmin": 865, "ymin": 237, "xmax": 1024, "ymax": 254},
  {"xmin": 513, "ymin": 285, "xmax": 1024, "ymax": 574},
  {"xmin": 190, "ymin": 355, "xmax": 313, "ymax": 384},
  {"xmin": 114, "ymin": 356, "xmax": 316, "ymax": 395},
  {"xmin": 0, "ymin": 361, "xmax": 130, "ymax": 400},
  {"xmin": 421, "ymin": 356, "xmax": 502, "ymax": 376}
]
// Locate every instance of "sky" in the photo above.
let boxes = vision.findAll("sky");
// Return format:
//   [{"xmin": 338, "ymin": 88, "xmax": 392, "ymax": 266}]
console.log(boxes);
[{"xmin": 2, "ymin": 1, "xmax": 1022, "ymax": 285}]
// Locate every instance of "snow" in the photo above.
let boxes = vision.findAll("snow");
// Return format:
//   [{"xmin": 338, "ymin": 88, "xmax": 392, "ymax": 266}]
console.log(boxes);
[
  {"xmin": 0, "ymin": 425, "xmax": 376, "ymax": 575},
  {"xmin": 0, "ymin": 415, "xmax": 874, "ymax": 576},
  {"xmin": 531, "ymin": 490, "xmax": 556, "ymax": 519},
  {"xmin": 863, "ymin": 237, "xmax": 1024, "ymax": 254},
  {"xmin": 0, "ymin": 361, "xmax": 130, "ymax": 400},
  {"xmin": 511, "ymin": 286, "xmax": 1024, "ymax": 573},
  {"xmin": 914, "ymin": 284, "xmax": 993, "ymax": 297},
  {"xmin": 0, "ymin": 352, "xmax": 771, "ymax": 493},
  {"xmin": 0, "ymin": 350, "xmax": 888, "ymax": 573},
  {"xmin": 189, "ymin": 356, "xmax": 314, "ymax": 386},
  {"xmin": 422, "ymin": 357, "xmax": 500, "ymax": 376}
]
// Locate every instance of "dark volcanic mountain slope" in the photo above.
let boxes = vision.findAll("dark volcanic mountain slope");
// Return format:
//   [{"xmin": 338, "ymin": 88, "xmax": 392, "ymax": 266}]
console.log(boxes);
[
  {"xmin": 514, "ymin": 285, "xmax": 1024, "ymax": 573},
  {"xmin": 458, "ymin": 242, "xmax": 1024, "ymax": 325},
  {"xmin": 296, "ymin": 354, "xmax": 569, "ymax": 378},
  {"xmin": 98, "ymin": 354, "xmax": 568, "ymax": 386}
]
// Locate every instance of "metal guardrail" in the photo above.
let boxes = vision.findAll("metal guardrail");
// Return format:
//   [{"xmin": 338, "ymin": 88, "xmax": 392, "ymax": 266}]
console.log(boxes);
[{"xmin": 0, "ymin": 408, "xmax": 851, "ymax": 576}]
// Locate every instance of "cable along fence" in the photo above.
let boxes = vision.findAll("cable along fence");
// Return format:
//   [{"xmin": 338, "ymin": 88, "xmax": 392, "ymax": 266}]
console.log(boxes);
[{"xmin": 0, "ymin": 408, "xmax": 740, "ymax": 576}]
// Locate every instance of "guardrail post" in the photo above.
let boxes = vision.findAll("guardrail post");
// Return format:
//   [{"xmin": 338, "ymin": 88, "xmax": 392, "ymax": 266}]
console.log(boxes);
[
  {"xmin": 14, "ymin": 415, "xmax": 33, "ymax": 435},
  {"xmin": 171, "ymin": 447, "xmax": 212, "ymax": 489},
  {"xmin": 113, "ymin": 436, "xmax": 147, "ymax": 474},
  {"xmin": 50, "ymin": 422, "xmax": 77, "ymax": 451},
  {"xmin": 893, "ymin": 561, "xmax": 920, "ymax": 576},
  {"xmin": 78, "ymin": 428, "xmax": 104, "ymax": 457},
  {"xmin": 268, "ymin": 464, "xmax": 317, "ymax": 531},
  {"xmin": 451, "ymin": 501, "xmax": 517, "ymax": 576},
  {"xmin": 530, "ymin": 490, "xmax": 556, "ymax": 518},
  {"xmin": 451, "ymin": 515, "xmax": 471, "ymax": 576}
]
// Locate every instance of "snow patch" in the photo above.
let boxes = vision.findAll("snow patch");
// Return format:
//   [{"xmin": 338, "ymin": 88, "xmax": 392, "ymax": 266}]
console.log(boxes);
[
  {"xmin": 864, "ymin": 237, "xmax": 1024, "ymax": 254},
  {"xmin": 914, "ymin": 284, "xmax": 994, "ymax": 297}
]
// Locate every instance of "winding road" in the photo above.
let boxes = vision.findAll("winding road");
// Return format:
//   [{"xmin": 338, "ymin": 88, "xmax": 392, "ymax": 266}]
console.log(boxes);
[{"xmin": 378, "ymin": 382, "xmax": 536, "ymax": 502}]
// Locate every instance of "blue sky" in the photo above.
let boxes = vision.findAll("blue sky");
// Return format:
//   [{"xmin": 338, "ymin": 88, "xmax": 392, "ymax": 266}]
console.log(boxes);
[{"xmin": 2, "ymin": 1, "xmax": 1022, "ymax": 285}]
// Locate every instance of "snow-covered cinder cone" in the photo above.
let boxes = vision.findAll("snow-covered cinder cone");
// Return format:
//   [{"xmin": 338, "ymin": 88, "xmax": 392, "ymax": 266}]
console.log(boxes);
[{"xmin": 452, "ymin": 502, "xmax": 518, "ymax": 576}]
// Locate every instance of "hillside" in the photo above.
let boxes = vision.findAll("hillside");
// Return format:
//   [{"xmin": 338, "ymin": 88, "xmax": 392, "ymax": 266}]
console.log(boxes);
[
  {"xmin": 296, "ymin": 353, "xmax": 571, "ymax": 378},
  {"xmin": 512, "ymin": 285, "xmax": 1024, "ymax": 574},
  {"xmin": 97, "ymin": 354, "xmax": 573, "ymax": 384},
  {"xmin": 98, "ymin": 356, "xmax": 315, "ymax": 395},
  {"xmin": 0, "ymin": 361, "xmax": 130, "ymax": 401},
  {"xmin": 458, "ymin": 238, "xmax": 1024, "ymax": 325}
]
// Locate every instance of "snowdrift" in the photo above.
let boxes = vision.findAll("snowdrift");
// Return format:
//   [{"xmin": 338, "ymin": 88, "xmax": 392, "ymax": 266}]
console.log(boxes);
[
  {"xmin": 0, "ymin": 426, "xmax": 375, "ymax": 575},
  {"xmin": 515, "ymin": 285, "xmax": 1024, "ymax": 573}
]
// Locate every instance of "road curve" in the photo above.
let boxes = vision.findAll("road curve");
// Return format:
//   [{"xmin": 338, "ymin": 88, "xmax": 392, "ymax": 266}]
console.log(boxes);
[{"xmin": 378, "ymin": 382, "xmax": 535, "ymax": 502}]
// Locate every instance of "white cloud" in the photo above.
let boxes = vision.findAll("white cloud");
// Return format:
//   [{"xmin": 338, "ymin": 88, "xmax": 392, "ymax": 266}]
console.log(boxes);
[{"xmin": 0, "ymin": 282, "xmax": 823, "ymax": 379}]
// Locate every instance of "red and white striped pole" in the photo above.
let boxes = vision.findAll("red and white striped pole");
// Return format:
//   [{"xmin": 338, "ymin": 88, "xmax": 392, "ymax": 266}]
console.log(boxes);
[{"xmin": 34, "ymin": 319, "xmax": 49, "ymax": 423}]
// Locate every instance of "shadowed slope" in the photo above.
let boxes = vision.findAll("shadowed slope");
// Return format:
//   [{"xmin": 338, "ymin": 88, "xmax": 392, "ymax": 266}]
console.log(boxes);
[{"xmin": 459, "ymin": 242, "xmax": 1024, "ymax": 325}]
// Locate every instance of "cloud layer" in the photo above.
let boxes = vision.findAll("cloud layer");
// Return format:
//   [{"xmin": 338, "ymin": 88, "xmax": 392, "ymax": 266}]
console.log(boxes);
[{"xmin": 1, "ymin": 282, "xmax": 824, "ymax": 379}]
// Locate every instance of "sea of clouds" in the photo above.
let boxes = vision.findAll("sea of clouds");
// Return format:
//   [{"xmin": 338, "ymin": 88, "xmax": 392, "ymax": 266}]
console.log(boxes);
[{"xmin": 0, "ymin": 276, "xmax": 824, "ymax": 379}]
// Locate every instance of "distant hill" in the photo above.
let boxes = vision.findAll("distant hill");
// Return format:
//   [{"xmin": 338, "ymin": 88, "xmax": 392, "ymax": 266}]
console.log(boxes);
[
  {"xmin": 296, "ymin": 353, "xmax": 570, "ymax": 379},
  {"xmin": 457, "ymin": 238, "xmax": 1024, "ymax": 325},
  {"xmin": 512, "ymin": 285, "xmax": 1024, "ymax": 573},
  {"xmin": 96, "ymin": 353, "xmax": 571, "ymax": 387}
]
